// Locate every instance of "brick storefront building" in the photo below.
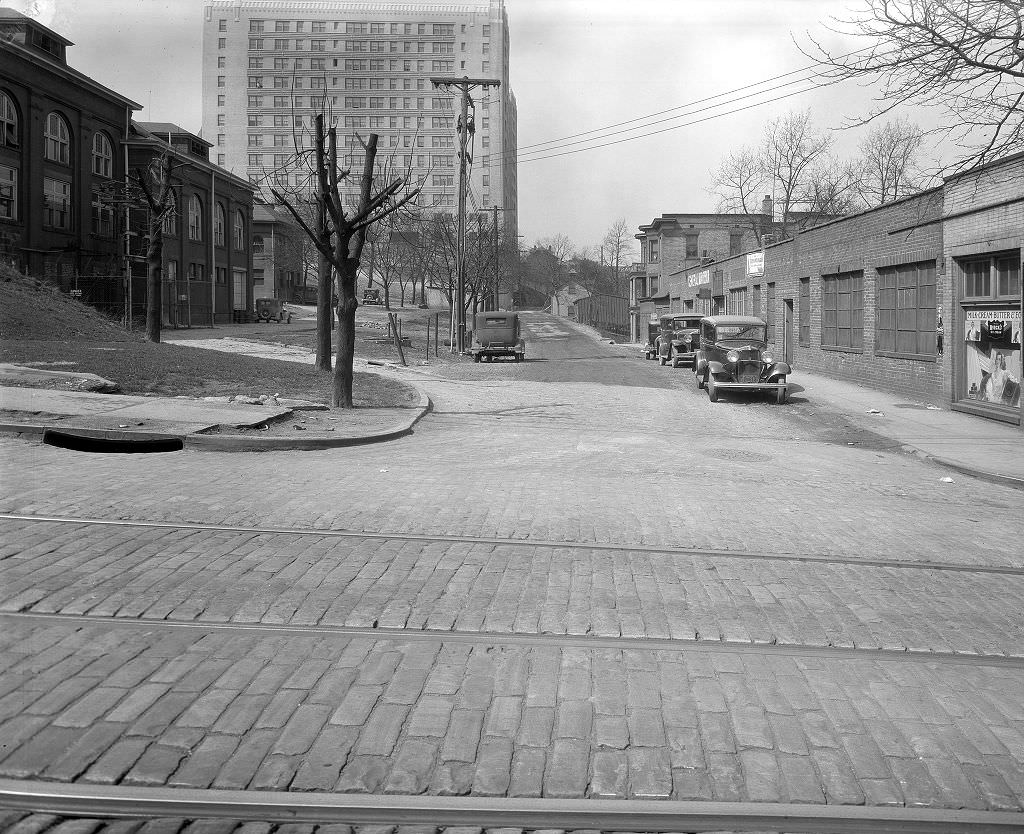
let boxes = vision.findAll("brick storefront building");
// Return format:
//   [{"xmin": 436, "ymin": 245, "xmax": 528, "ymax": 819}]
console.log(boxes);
[{"xmin": 640, "ymin": 152, "xmax": 1023, "ymax": 426}]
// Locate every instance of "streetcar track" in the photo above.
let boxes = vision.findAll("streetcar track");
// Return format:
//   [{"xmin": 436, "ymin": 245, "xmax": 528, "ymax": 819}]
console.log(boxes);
[
  {"xmin": 2, "ymin": 514, "xmax": 1019, "ymax": 575},
  {"xmin": 4, "ymin": 611, "xmax": 1022, "ymax": 668},
  {"xmin": 0, "ymin": 779, "xmax": 1021, "ymax": 832}
]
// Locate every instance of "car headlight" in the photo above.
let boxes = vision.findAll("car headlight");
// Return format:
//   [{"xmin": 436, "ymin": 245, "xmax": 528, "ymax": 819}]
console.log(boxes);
[
  {"xmin": 726, "ymin": 350, "xmax": 740, "ymax": 363},
  {"xmin": 761, "ymin": 350, "xmax": 775, "ymax": 364}
]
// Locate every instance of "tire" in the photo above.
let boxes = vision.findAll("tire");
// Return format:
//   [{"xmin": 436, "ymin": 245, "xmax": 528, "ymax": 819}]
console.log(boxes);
[
  {"xmin": 672, "ymin": 357, "xmax": 681, "ymax": 368},
  {"xmin": 776, "ymin": 377, "xmax": 787, "ymax": 404},
  {"xmin": 660, "ymin": 356, "xmax": 667, "ymax": 365},
  {"xmin": 696, "ymin": 368, "xmax": 705, "ymax": 390},
  {"xmin": 707, "ymin": 374, "xmax": 719, "ymax": 403},
  {"xmin": 473, "ymin": 354, "xmax": 481, "ymax": 363}
]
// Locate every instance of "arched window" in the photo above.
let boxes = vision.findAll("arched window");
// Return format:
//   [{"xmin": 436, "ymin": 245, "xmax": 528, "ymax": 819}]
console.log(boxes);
[
  {"xmin": 234, "ymin": 209, "xmax": 246, "ymax": 250},
  {"xmin": 0, "ymin": 91, "xmax": 18, "ymax": 148},
  {"xmin": 188, "ymin": 194, "xmax": 203, "ymax": 240},
  {"xmin": 91, "ymin": 132, "xmax": 113, "ymax": 178},
  {"xmin": 214, "ymin": 202, "xmax": 226, "ymax": 246},
  {"xmin": 44, "ymin": 112, "xmax": 70, "ymax": 164}
]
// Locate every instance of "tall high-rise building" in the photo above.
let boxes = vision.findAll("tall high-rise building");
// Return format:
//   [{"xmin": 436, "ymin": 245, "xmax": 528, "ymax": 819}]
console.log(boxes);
[{"xmin": 202, "ymin": 0, "xmax": 517, "ymax": 239}]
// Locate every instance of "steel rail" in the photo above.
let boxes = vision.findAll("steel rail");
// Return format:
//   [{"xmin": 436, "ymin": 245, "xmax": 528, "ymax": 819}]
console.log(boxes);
[
  {"xmin": 2, "ymin": 513, "xmax": 1020, "ymax": 575},
  {"xmin": 0, "ymin": 781, "xmax": 1021, "ymax": 832},
  {"xmin": 4, "ymin": 611, "xmax": 1022, "ymax": 668}
]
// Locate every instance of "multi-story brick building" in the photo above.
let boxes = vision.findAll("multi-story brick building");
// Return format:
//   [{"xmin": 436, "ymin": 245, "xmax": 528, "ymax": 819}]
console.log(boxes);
[
  {"xmin": 0, "ymin": 8, "xmax": 139, "ymax": 317},
  {"xmin": 201, "ymin": 0, "xmax": 517, "ymax": 240},
  {"xmin": 661, "ymin": 152, "xmax": 1023, "ymax": 426},
  {"xmin": 252, "ymin": 200, "xmax": 307, "ymax": 302},
  {"xmin": 126, "ymin": 122, "xmax": 256, "ymax": 326}
]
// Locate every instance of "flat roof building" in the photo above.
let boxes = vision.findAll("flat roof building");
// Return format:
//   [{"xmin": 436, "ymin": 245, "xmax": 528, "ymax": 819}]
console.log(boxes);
[{"xmin": 201, "ymin": 0, "xmax": 517, "ymax": 240}]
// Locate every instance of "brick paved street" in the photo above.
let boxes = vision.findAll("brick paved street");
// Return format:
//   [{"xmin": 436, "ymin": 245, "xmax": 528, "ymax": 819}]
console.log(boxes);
[{"xmin": 1, "ymin": 312, "xmax": 1022, "ymax": 830}]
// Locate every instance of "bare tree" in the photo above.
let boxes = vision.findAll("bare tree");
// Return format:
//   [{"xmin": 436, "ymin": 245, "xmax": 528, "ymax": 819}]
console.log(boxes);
[
  {"xmin": 709, "ymin": 147, "xmax": 768, "ymax": 244},
  {"xmin": 856, "ymin": 117, "xmax": 928, "ymax": 206},
  {"xmin": 602, "ymin": 218, "xmax": 633, "ymax": 290},
  {"xmin": 799, "ymin": 156, "xmax": 864, "ymax": 216},
  {"xmin": 535, "ymin": 233, "xmax": 576, "ymax": 297},
  {"xmin": 133, "ymin": 153, "xmax": 176, "ymax": 343},
  {"xmin": 761, "ymin": 110, "xmax": 833, "ymax": 239},
  {"xmin": 271, "ymin": 115, "xmax": 419, "ymax": 407},
  {"xmin": 800, "ymin": 0, "xmax": 1024, "ymax": 171}
]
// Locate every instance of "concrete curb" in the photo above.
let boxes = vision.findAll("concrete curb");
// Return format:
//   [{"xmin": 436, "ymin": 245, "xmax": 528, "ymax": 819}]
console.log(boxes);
[
  {"xmin": 900, "ymin": 445, "xmax": 1024, "ymax": 491},
  {"xmin": 0, "ymin": 388, "xmax": 432, "ymax": 453}
]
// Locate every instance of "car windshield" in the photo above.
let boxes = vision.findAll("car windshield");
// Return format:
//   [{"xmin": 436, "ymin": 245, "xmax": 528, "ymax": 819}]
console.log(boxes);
[
  {"xmin": 715, "ymin": 324, "xmax": 766, "ymax": 342},
  {"xmin": 674, "ymin": 319, "xmax": 701, "ymax": 330}
]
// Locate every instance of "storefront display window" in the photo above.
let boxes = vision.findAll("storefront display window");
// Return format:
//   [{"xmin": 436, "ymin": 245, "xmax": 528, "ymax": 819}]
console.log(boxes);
[{"xmin": 959, "ymin": 252, "xmax": 1022, "ymax": 412}]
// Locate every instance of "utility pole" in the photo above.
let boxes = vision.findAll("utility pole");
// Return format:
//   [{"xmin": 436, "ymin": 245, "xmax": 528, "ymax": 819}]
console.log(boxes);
[
  {"xmin": 487, "ymin": 204, "xmax": 504, "ymax": 310},
  {"xmin": 430, "ymin": 76, "xmax": 500, "ymax": 353}
]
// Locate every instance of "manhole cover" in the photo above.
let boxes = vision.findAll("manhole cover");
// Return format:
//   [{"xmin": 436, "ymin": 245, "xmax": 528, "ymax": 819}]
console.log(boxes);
[{"xmin": 702, "ymin": 448, "xmax": 772, "ymax": 463}]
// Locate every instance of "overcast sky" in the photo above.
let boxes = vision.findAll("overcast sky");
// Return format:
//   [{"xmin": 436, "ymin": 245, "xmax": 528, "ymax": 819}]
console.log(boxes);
[{"xmin": 15, "ymin": 0, "xmax": 943, "ymax": 257}]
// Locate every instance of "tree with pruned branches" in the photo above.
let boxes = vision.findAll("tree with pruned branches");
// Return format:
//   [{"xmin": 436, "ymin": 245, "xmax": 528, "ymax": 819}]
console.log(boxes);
[
  {"xmin": 133, "ymin": 153, "xmax": 176, "ymax": 343},
  {"xmin": 800, "ymin": 0, "xmax": 1024, "ymax": 171},
  {"xmin": 271, "ymin": 114, "xmax": 419, "ymax": 407}
]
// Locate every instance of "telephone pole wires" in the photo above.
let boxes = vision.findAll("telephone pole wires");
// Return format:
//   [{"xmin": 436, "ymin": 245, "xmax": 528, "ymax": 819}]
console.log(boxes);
[{"xmin": 430, "ymin": 76, "xmax": 500, "ymax": 353}]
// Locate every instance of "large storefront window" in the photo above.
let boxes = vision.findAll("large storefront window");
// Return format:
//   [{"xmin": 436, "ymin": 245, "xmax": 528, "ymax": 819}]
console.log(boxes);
[{"xmin": 959, "ymin": 252, "xmax": 1021, "ymax": 412}]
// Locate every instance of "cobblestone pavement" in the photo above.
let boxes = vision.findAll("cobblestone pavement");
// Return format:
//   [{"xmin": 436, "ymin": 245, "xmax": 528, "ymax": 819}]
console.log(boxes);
[{"xmin": 1, "ymin": 312, "xmax": 1022, "ymax": 829}]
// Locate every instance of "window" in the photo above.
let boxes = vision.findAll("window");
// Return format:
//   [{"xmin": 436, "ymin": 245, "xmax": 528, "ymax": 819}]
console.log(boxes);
[
  {"xmin": 482, "ymin": 42, "xmax": 490, "ymax": 54},
  {"xmin": 253, "ymin": 234, "xmax": 265, "ymax": 255},
  {"xmin": 217, "ymin": 134, "xmax": 224, "ymax": 146},
  {"xmin": 685, "ymin": 234, "xmax": 698, "ymax": 258},
  {"xmin": 249, "ymin": 38, "xmax": 263, "ymax": 50},
  {"xmin": 214, "ymin": 203, "xmax": 226, "ymax": 246},
  {"xmin": 188, "ymin": 194, "xmax": 203, "ymax": 240},
  {"xmin": 482, "ymin": 25, "xmax": 491, "ymax": 36},
  {"xmin": 188, "ymin": 262, "xmax": 205, "ymax": 282},
  {"xmin": 91, "ymin": 132, "xmax": 113, "ymax": 178},
  {"xmin": 218, "ymin": 56, "xmax": 226, "ymax": 68},
  {"xmin": 275, "ymin": 20, "xmax": 290, "ymax": 32},
  {"xmin": 875, "ymin": 261, "xmax": 936, "ymax": 358},
  {"xmin": 249, "ymin": 57, "xmax": 263, "ymax": 69},
  {"xmin": 217, "ymin": 154, "xmax": 225, "ymax": 165},
  {"xmin": 821, "ymin": 270, "xmax": 864, "ymax": 351},
  {"xmin": 44, "ymin": 112, "xmax": 70, "ymax": 164},
  {"xmin": 218, "ymin": 94, "xmax": 225, "ymax": 106},
  {"xmin": 250, "ymin": 19, "xmax": 264, "ymax": 32},
  {"xmin": 43, "ymin": 177, "xmax": 71, "ymax": 229},
  {"xmin": 218, "ymin": 37, "xmax": 226, "ymax": 49},
  {"xmin": 234, "ymin": 210, "xmax": 246, "ymax": 250},
  {"xmin": 247, "ymin": 134, "xmax": 263, "ymax": 146},
  {"xmin": 219, "ymin": 19, "xmax": 227, "ymax": 31},
  {"xmin": 434, "ymin": 24, "xmax": 454, "ymax": 36},
  {"xmin": 91, "ymin": 191, "xmax": 113, "ymax": 237},
  {"xmin": 649, "ymin": 240, "xmax": 659, "ymax": 263},
  {"xmin": 248, "ymin": 76, "xmax": 262, "ymax": 88},
  {"xmin": 248, "ymin": 95, "xmax": 263, "ymax": 107},
  {"xmin": 729, "ymin": 286, "xmax": 748, "ymax": 315},
  {"xmin": 0, "ymin": 164, "xmax": 17, "ymax": 220},
  {"xmin": 218, "ymin": 76, "xmax": 226, "ymax": 87},
  {"xmin": 962, "ymin": 253, "xmax": 1021, "ymax": 300},
  {"xmin": 0, "ymin": 93, "xmax": 17, "ymax": 148},
  {"xmin": 163, "ymin": 203, "xmax": 177, "ymax": 236},
  {"xmin": 729, "ymin": 232, "xmax": 744, "ymax": 257},
  {"xmin": 248, "ymin": 114, "xmax": 263, "ymax": 127},
  {"xmin": 216, "ymin": 266, "xmax": 228, "ymax": 285},
  {"xmin": 312, "ymin": 21, "xmax": 326, "ymax": 32},
  {"xmin": 798, "ymin": 277, "xmax": 810, "ymax": 346},
  {"xmin": 274, "ymin": 39, "xmax": 287, "ymax": 50},
  {"xmin": 482, "ymin": 174, "xmax": 489, "ymax": 187},
  {"xmin": 481, "ymin": 61, "xmax": 489, "ymax": 72},
  {"xmin": 273, "ymin": 96, "xmax": 288, "ymax": 108},
  {"xmin": 167, "ymin": 260, "xmax": 178, "ymax": 284}
]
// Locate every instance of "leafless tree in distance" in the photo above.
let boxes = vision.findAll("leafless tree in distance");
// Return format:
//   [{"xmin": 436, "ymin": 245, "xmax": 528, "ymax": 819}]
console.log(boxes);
[
  {"xmin": 710, "ymin": 147, "xmax": 769, "ymax": 244},
  {"xmin": 856, "ymin": 117, "xmax": 929, "ymax": 206}
]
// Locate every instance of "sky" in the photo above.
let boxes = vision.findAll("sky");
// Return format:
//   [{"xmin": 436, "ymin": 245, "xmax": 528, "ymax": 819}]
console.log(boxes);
[{"xmin": 12, "ymin": 0, "xmax": 944, "ymax": 258}]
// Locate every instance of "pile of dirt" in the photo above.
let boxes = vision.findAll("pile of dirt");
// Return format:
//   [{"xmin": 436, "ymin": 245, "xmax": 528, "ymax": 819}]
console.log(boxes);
[{"xmin": 0, "ymin": 266, "xmax": 139, "ymax": 343}]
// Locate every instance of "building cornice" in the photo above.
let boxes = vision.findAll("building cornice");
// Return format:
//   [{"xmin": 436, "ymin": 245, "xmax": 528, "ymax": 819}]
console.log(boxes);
[{"xmin": 206, "ymin": 1, "xmax": 493, "ymax": 13}]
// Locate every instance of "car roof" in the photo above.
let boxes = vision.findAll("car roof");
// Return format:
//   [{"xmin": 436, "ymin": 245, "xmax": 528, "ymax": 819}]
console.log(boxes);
[{"xmin": 702, "ymin": 315, "xmax": 767, "ymax": 326}]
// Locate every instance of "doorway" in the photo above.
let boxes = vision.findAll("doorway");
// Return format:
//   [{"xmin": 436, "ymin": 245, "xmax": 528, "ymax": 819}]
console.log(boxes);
[{"xmin": 783, "ymin": 298, "xmax": 795, "ymax": 365}]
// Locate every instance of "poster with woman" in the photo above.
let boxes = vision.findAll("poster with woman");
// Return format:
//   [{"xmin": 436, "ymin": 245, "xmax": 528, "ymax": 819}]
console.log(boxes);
[{"xmin": 963, "ymin": 311, "xmax": 1022, "ymax": 407}]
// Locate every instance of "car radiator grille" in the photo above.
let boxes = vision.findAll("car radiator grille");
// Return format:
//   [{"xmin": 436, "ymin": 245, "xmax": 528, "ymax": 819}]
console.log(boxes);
[{"xmin": 737, "ymin": 361, "xmax": 761, "ymax": 384}]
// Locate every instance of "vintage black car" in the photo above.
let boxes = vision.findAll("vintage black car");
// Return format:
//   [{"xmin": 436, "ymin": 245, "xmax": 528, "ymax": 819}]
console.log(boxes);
[
  {"xmin": 658, "ymin": 313, "xmax": 703, "ymax": 368},
  {"xmin": 469, "ymin": 311, "xmax": 526, "ymax": 362},
  {"xmin": 694, "ymin": 315, "xmax": 790, "ymax": 403},
  {"xmin": 255, "ymin": 297, "xmax": 292, "ymax": 324}
]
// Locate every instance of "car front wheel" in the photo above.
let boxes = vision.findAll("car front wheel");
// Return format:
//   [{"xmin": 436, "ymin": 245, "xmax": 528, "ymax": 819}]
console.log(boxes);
[
  {"xmin": 707, "ymin": 374, "xmax": 719, "ymax": 402},
  {"xmin": 696, "ymin": 368, "xmax": 705, "ymax": 390}
]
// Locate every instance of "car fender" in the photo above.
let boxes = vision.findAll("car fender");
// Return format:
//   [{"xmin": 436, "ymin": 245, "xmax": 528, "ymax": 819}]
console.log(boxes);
[
  {"xmin": 694, "ymin": 354, "xmax": 706, "ymax": 375},
  {"xmin": 767, "ymin": 362, "xmax": 791, "ymax": 380},
  {"xmin": 706, "ymin": 360, "xmax": 728, "ymax": 378}
]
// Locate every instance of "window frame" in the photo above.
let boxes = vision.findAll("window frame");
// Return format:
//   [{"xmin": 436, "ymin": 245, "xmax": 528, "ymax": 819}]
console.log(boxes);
[
  {"xmin": 44, "ymin": 112, "xmax": 71, "ymax": 165},
  {"xmin": 214, "ymin": 202, "xmax": 227, "ymax": 247},
  {"xmin": 234, "ymin": 210, "xmax": 246, "ymax": 251},
  {"xmin": 0, "ymin": 163, "xmax": 17, "ymax": 221},
  {"xmin": 91, "ymin": 132, "xmax": 113, "ymax": 178},
  {"xmin": 188, "ymin": 194, "xmax": 203, "ymax": 241},
  {"xmin": 798, "ymin": 277, "xmax": 810, "ymax": 347},
  {"xmin": 821, "ymin": 270, "xmax": 864, "ymax": 352},
  {"xmin": 43, "ymin": 176, "xmax": 72, "ymax": 230},
  {"xmin": 0, "ymin": 91, "xmax": 19, "ymax": 148},
  {"xmin": 875, "ymin": 260, "xmax": 938, "ymax": 361}
]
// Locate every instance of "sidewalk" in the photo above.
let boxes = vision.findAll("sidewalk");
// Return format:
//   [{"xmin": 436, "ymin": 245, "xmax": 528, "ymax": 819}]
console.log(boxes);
[{"xmin": 790, "ymin": 369, "xmax": 1024, "ymax": 489}]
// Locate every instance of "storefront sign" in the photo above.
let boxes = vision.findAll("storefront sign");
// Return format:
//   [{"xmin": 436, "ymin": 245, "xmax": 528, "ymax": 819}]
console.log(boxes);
[
  {"xmin": 746, "ymin": 252, "xmax": 764, "ymax": 277},
  {"xmin": 688, "ymin": 269, "xmax": 710, "ymax": 288},
  {"xmin": 963, "ymin": 309, "xmax": 1021, "ymax": 408}
]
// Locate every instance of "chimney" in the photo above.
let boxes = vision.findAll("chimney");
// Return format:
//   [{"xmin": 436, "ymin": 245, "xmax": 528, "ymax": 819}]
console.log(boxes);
[{"xmin": 762, "ymin": 195, "xmax": 773, "ymax": 219}]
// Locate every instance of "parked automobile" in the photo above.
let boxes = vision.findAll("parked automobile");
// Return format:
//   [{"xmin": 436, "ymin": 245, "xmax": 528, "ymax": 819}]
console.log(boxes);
[
  {"xmin": 469, "ymin": 311, "xmax": 526, "ymax": 362},
  {"xmin": 643, "ymin": 317, "xmax": 660, "ymax": 360},
  {"xmin": 362, "ymin": 288, "xmax": 383, "ymax": 305},
  {"xmin": 658, "ymin": 313, "xmax": 703, "ymax": 368},
  {"xmin": 694, "ymin": 315, "xmax": 790, "ymax": 403},
  {"xmin": 255, "ymin": 297, "xmax": 292, "ymax": 324}
]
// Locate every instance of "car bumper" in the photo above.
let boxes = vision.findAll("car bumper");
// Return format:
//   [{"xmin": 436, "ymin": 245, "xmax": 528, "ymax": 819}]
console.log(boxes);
[{"xmin": 715, "ymin": 381, "xmax": 786, "ymax": 391}]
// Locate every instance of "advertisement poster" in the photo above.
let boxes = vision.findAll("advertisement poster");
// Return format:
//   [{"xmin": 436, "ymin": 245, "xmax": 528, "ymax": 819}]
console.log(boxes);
[
  {"xmin": 963, "ymin": 310, "xmax": 1021, "ymax": 407},
  {"xmin": 746, "ymin": 252, "xmax": 764, "ymax": 277}
]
